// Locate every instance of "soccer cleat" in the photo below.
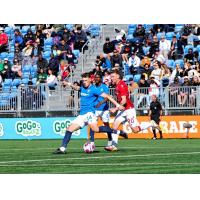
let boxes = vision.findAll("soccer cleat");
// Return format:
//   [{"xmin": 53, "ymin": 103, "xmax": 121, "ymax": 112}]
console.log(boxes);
[
  {"xmin": 53, "ymin": 148, "xmax": 66, "ymax": 154},
  {"xmin": 150, "ymin": 120, "xmax": 161, "ymax": 131},
  {"xmin": 119, "ymin": 131, "xmax": 128, "ymax": 139},
  {"xmin": 152, "ymin": 137, "xmax": 157, "ymax": 140},
  {"xmin": 104, "ymin": 145, "xmax": 118, "ymax": 151}
]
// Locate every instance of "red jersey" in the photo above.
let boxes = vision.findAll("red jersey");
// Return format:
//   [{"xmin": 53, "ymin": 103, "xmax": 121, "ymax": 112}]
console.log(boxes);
[{"xmin": 115, "ymin": 80, "xmax": 134, "ymax": 110}]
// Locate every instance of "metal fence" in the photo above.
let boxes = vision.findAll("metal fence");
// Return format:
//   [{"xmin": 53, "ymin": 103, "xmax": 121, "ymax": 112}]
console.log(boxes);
[{"xmin": 0, "ymin": 84, "xmax": 200, "ymax": 117}]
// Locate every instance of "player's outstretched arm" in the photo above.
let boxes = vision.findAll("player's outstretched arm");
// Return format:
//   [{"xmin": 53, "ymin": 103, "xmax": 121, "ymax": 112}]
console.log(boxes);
[
  {"xmin": 63, "ymin": 81, "xmax": 80, "ymax": 91},
  {"xmin": 101, "ymin": 93, "xmax": 124, "ymax": 110}
]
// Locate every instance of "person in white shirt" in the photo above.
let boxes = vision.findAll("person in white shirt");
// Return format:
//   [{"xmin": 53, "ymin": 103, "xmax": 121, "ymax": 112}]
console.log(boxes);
[
  {"xmin": 47, "ymin": 69, "xmax": 58, "ymax": 90},
  {"xmin": 150, "ymin": 60, "xmax": 163, "ymax": 81},
  {"xmin": 159, "ymin": 36, "xmax": 171, "ymax": 60},
  {"xmin": 128, "ymin": 52, "xmax": 141, "ymax": 68}
]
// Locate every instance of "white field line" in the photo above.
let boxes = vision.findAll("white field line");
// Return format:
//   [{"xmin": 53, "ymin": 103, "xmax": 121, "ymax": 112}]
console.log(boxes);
[
  {"xmin": 0, "ymin": 146, "xmax": 197, "ymax": 152},
  {"xmin": 0, "ymin": 162, "xmax": 200, "ymax": 167},
  {"xmin": 0, "ymin": 151, "xmax": 200, "ymax": 164}
]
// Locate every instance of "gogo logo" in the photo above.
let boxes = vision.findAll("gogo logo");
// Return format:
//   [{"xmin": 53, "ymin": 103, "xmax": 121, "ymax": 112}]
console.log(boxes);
[
  {"xmin": 15, "ymin": 120, "xmax": 41, "ymax": 137},
  {"xmin": 53, "ymin": 120, "xmax": 80, "ymax": 136}
]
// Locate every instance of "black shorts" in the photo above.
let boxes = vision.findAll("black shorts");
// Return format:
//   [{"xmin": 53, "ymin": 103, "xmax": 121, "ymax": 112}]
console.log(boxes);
[{"xmin": 151, "ymin": 116, "xmax": 160, "ymax": 124}]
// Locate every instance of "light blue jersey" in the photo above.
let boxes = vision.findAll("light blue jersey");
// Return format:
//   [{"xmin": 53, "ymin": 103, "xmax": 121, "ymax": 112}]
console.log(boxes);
[
  {"xmin": 80, "ymin": 84, "xmax": 103, "ymax": 115},
  {"xmin": 94, "ymin": 83, "xmax": 109, "ymax": 111}
]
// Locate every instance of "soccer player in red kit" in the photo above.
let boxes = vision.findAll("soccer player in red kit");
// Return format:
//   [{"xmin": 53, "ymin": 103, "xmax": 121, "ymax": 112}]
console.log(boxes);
[{"xmin": 105, "ymin": 69, "xmax": 160, "ymax": 151}]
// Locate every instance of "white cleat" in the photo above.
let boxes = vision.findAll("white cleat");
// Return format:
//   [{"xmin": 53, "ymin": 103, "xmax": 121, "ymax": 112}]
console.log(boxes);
[{"xmin": 150, "ymin": 120, "xmax": 161, "ymax": 131}]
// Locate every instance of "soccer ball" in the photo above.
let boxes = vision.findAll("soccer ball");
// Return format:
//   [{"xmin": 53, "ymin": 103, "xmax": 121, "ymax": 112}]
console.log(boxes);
[{"xmin": 83, "ymin": 142, "xmax": 95, "ymax": 153}]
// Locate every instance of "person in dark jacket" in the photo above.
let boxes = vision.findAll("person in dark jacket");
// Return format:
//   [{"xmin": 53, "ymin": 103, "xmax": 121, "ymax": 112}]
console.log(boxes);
[
  {"xmin": 37, "ymin": 54, "xmax": 48, "ymax": 72},
  {"xmin": 110, "ymin": 49, "xmax": 123, "ymax": 68},
  {"xmin": 149, "ymin": 94, "xmax": 163, "ymax": 139},
  {"xmin": 24, "ymin": 28, "xmax": 35, "ymax": 44},
  {"xmin": 48, "ymin": 53, "xmax": 60, "ymax": 76},
  {"xmin": 74, "ymin": 27, "xmax": 87, "ymax": 51},
  {"xmin": 103, "ymin": 37, "xmax": 115, "ymax": 55}
]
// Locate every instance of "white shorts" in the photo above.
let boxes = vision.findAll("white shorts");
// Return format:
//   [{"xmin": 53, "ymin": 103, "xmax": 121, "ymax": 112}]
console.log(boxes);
[
  {"xmin": 114, "ymin": 108, "xmax": 139, "ymax": 128},
  {"xmin": 72, "ymin": 112, "xmax": 97, "ymax": 128},
  {"xmin": 95, "ymin": 110, "xmax": 110, "ymax": 123}
]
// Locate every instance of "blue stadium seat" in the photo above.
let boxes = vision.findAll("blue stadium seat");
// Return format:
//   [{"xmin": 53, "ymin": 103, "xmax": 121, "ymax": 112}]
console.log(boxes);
[
  {"xmin": 21, "ymin": 78, "xmax": 29, "ymax": 85},
  {"xmin": 0, "ymin": 99, "xmax": 10, "ymax": 107},
  {"xmin": 128, "ymin": 24, "xmax": 137, "ymax": 29},
  {"xmin": 0, "ymin": 52, "xmax": 8, "ymax": 60},
  {"xmin": 3, "ymin": 79, "xmax": 12, "ymax": 86},
  {"xmin": 133, "ymin": 74, "xmax": 141, "ymax": 83},
  {"xmin": 65, "ymin": 24, "xmax": 74, "ymax": 31},
  {"xmin": 2, "ymin": 85, "xmax": 11, "ymax": 92},
  {"xmin": 31, "ymin": 25, "xmax": 36, "ymax": 33},
  {"xmin": 32, "ymin": 78, "xmax": 37, "ymax": 85},
  {"xmin": 10, "ymin": 86, "xmax": 18, "ymax": 92},
  {"xmin": 167, "ymin": 59, "xmax": 175, "ymax": 69},
  {"xmin": 157, "ymin": 32, "xmax": 165, "ymax": 40},
  {"xmin": 4, "ymin": 26, "xmax": 12, "ymax": 35},
  {"xmin": 128, "ymin": 28, "xmax": 135, "ymax": 35},
  {"xmin": 43, "ymin": 51, "xmax": 51, "ymax": 59},
  {"xmin": 175, "ymin": 24, "xmax": 184, "ymax": 32},
  {"xmin": 9, "ymin": 46, "xmax": 15, "ymax": 52},
  {"xmin": 22, "ymin": 65, "xmax": 31, "ymax": 73},
  {"xmin": 72, "ymin": 50, "xmax": 80, "ymax": 58},
  {"xmin": 196, "ymin": 45, "xmax": 200, "ymax": 53},
  {"xmin": 12, "ymin": 79, "xmax": 21, "ymax": 87},
  {"xmin": 44, "ymin": 37, "xmax": 53, "ymax": 46},
  {"xmin": 144, "ymin": 24, "xmax": 154, "ymax": 31},
  {"xmin": 126, "ymin": 34, "xmax": 134, "ymax": 42},
  {"xmin": 166, "ymin": 32, "xmax": 175, "ymax": 41},
  {"xmin": 44, "ymin": 45, "xmax": 52, "ymax": 52},
  {"xmin": 125, "ymin": 74, "xmax": 134, "ymax": 82},
  {"xmin": 21, "ymin": 25, "xmax": 30, "ymax": 35},
  {"xmin": 8, "ymin": 52, "xmax": 14, "ymax": 60},
  {"xmin": 184, "ymin": 45, "xmax": 194, "ymax": 54},
  {"xmin": 143, "ymin": 46, "xmax": 150, "ymax": 55},
  {"xmin": 124, "ymin": 64, "xmax": 130, "ymax": 75},
  {"xmin": 174, "ymin": 59, "xmax": 184, "ymax": 68}
]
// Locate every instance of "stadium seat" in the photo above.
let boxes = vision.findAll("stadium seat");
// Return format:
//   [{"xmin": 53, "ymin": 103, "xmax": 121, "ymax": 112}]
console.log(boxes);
[
  {"xmin": 32, "ymin": 78, "xmax": 37, "ymax": 85},
  {"xmin": 9, "ymin": 46, "xmax": 15, "ymax": 53},
  {"xmin": 166, "ymin": 32, "xmax": 175, "ymax": 41},
  {"xmin": 4, "ymin": 26, "xmax": 12, "ymax": 35},
  {"xmin": 125, "ymin": 74, "xmax": 134, "ymax": 82},
  {"xmin": 21, "ymin": 78, "xmax": 29, "ymax": 85},
  {"xmin": 12, "ymin": 79, "xmax": 21, "ymax": 87},
  {"xmin": 10, "ymin": 86, "xmax": 17, "ymax": 92},
  {"xmin": 21, "ymin": 25, "xmax": 30, "ymax": 35},
  {"xmin": 7, "ymin": 52, "xmax": 14, "ymax": 60},
  {"xmin": 126, "ymin": 34, "xmax": 134, "ymax": 42},
  {"xmin": 143, "ymin": 24, "xmax": 154, "ymax": 31},
  {"xmin": 167, "ymin": 59, "xmax": 175, "ymax": 69},
  {"xmin": 44, "ymin": 45, "xmax": 52, "ymax": 52},
  {"xmin": 175, "ymin": 24, "xmax": 184, "ymax": 32},
  {"xmin": 174, "ymin": 59, "xmax": 184, "ymax": 68},
  {"xmin": 143, "ymin": 46, "xmax": 150, "ymax": 55},
  {"xmin": 3, "ymin": 79, "xmax": 12, "ymax": 87},
  {"xmin": 65, "ymin": 24, "xmax": 74, "ymax": 31},
  {"xmin": 128, "ymin": 24, "xmax": 137, "ymax": 29},
  {"xmin": 0, "ymin": 52, "xmax": 8, "ymax": 60},
  {"xmin": 43, "ymin": 51, "xmax": 51, "ymax": 59},
  {"xmin": 2, "ymin": 85, "xmax": 11, "ymax": 92},
  {"xmin": 22, "ymin": 72, "xmax": 31, "ymax": 79},
  {"xmin": 31, "ymin": 25, "xmax": 36, "ymax": 33},
  {"xmin": 22, "ymin": 65, "xmax": 31, "ymax": 73},
  {"xmin": 133, "ymin": 74, "xmax": 141, "ymax": 83},
  {"xmin": 128, "ymin": 28, "xmax": 135, "ymax": 35},
  {"xmin": 157, "ymin": 32, "xmax": 165, "ymax": 40},
  {"xmin": 44, "ymin": 37, "xmax": 53, "ymax": 46},
  {"xmin": 72, "ymin": 50, "xmax": 80, "ymax": 58},
  {"xmin": 196, "ymin": 45, "xmax": 200, "ymax": 53},
  {"xmin": 184, "ymin": 45, "xmax": 194, "ymax": 54}
]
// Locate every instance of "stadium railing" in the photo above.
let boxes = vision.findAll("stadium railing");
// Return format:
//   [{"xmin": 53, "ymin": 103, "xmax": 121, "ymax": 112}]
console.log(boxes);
[{"xmin": 0, "ymin": 84, "xmax": 200, "ymax": 116}]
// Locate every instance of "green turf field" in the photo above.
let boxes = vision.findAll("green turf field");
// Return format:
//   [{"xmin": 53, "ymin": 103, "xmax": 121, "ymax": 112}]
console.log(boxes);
[{"xmin": 0, "ymin": 139, "xmax": 200, "ymax": 173}]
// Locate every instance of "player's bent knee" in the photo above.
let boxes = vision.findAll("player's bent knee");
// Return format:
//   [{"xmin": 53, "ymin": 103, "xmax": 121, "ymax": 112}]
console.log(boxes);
[{"xmin": 132, "ymin": 127, "xmax": 139, "ymax": 133}]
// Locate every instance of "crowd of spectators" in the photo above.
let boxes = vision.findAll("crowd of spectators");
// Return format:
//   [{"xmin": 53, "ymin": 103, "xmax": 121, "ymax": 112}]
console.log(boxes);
[{"xmin": 86, "ymin": 24, "xmax": 200, "ymax": 107}]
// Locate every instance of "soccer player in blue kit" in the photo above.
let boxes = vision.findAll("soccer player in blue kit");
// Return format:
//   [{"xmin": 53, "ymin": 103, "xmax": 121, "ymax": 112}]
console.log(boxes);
[
  {"xmin": 54, "ymin": 72, "xmax": 124, "ymax": 154},
  {"xmin": 90, "ymin": 72, "xmax": 128, "ymax": 148}
]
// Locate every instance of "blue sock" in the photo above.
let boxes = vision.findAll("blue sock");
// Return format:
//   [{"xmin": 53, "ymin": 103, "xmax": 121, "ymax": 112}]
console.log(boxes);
[
  {"xmin": 90, "ymin": 129, "xmax": 95, "ymax": 142},
  {"xmin": 99, "ymin": 126, "xmax": 113, "ymax": 141},
  {"xmin": 61, "ymin": 130, "xmax": 72, "ymax": 148}
]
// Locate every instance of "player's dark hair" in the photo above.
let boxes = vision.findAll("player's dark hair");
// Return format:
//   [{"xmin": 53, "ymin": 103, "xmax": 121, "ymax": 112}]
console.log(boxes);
[
  {"xmin": 81, "ymin": 72, "xmax": 90, "ymax": 78},
  {"xmin": 110, "ymin": 69, "xmax": 123, "ymax": 79},
  {"xmin": 95, "ymin": 71, "xmax": 103, "ymax": 79}
]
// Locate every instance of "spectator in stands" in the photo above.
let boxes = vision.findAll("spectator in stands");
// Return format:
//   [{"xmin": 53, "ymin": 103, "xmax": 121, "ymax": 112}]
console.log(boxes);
[
  {"xmin": 152, "ymin": 48, "xmax": 166, "ymax": 64},
  {"xmin": 62, "ymin": 28, "xmax": 71, "ymax": 44},
  {"xmin": 132, "ymin": 40, "xmax": 144, "ymax": 58},
  {"xmin": 0, "ymin": 58, "xmax": 12, "ymax": 80},
  {"xmin": 121, "ymin": 41, "xmax": 132, "ymax": 63},
  {"xmin": 0, "ymin": 59, "xmax": 4, "ymax": 77},
  {"xmin": 11, "ymin": 58, "xmax": 22, "ymax": 79},
  {"xmin": 150, "ymin": 60, "xmax": 163, "ymax": 81},
  {"xmin": 37, "ymin": 68, "xmax": 47, "ymax": 84},
  {"xmin": 180, "ymin": 25, "xmax": 192, "ymax": 46},
  {"xmin": 168, "ymin": 36, "xmax": 183, "ymax": 60},
  {"xmin": 103, "ymin": 70, "xmax": 111, "ymax": 86},
  {"xmin": 128, "ymin": 52, "xmax": 141, "ymax": 75},
  {"xmin": 35, "ymin": 30, "xmax": 45, "ymax": 47},
  {"xmin": 13, "ymin": 29, "xmax": 24, "ymax": 50},
  {"xmin": 140, "ymin": 63, "xmax": 152, "ymax": 80},
  {"xmin": 110, "ymin": 49, "xmax": 123, "ymax": 69},
  {"xmin": 48, "ymin": 53, "xmax": 60, "ymax": 76},
  {"xmin": 52, "ymin": 32, "xmax": 61, "ymax": 46},
  {"xmin": 184, "ymin": 48, "xmax": 195, "ymax": 62},
  {"xmin": 0, "ymin": 27, "xmax": 8, "ymax": 53},
  {"xmin": 148, "ymin": 75, "xmax": 160, "ymax": 98},
  {"xmin": 137, "ymin": 74, "xmax": 150, "ymax": 107},
  {"xmin": 60, "ymin": 60, "xmax": 72, "ymax": 81},
  {"xmin": 74, "ymin": 26, "xmax": 87, "ymax": 51},
  {"xmin": 190, "ymin": 75, "xmax": 200, "ymax": 106},
  {"xmin": 171, "ymin": 63, "xmax": 183, "ymax": 82},
  {"xmin": 168, "ymin": 76, "xmax": 181, "ymax": 106},
  {"xmin": 47, "ymin": 68, "xmax": 58, "ymax": 90},
  {"xmin": 149, "ymin": 36, "xmax": 159, "ymax": 58},
  {"xmin": 58, "ymin": 39, "xmax": 71, "ymax": 60},
  {"xmin": 159, "ymin": 36, "xmax": 171, "ymax": 60},
  {"xmin": 14, "ymin": 48, "xmax": 23, "ymax": 64},
  {"xmin": 140, "ymin": 56, "xmax": 151, "ymax": 67},
  {"xmin": 162, "ymin": 64, "xmax": 171, "ymax": 80},
  {"xmin": 37, "ymin": 54, "xmax": 48, "ymax": 73},
  {"xmin": 133, "ymin": 24, "xmax": 145, "ymax": 42},
  {"xmin": 177, "ymin": 76, "xmax": 191, "ymax": 106},
  {"xmin": 24, "ymin": 28, "xmax": 35, "ymax": 44},
  {"xmin": 68, "ymin": 81, "xmax": 80, "ymax": 108},
  {"xmin": 65, "ymin": 49, "xmax": 76, "ymax": 65},
  {"xmin": 103, "ymin": 37, "xmax": 115, "ymax": 59},
  {"xmin": 22, "ymin": 40, "xmax": 34, "ymax": 65}
]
